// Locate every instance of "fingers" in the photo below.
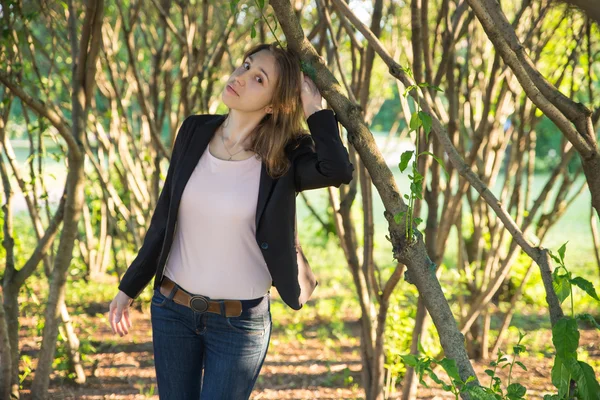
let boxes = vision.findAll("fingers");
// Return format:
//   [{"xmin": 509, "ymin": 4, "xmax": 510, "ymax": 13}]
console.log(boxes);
[
  {"xmin": 109, "ymin": 304, "xmax": 117, "ymax": 334},
  {"xmin": 123, "ymin": 307, "xmax": 133, "ymax": 331},
  {"xmin": 302, "ymin": 76, "xmax": 318, "ymax": 96},
  {"xmin": 109, "ymin": 301, "xmax": 132, "ymax": 337}
]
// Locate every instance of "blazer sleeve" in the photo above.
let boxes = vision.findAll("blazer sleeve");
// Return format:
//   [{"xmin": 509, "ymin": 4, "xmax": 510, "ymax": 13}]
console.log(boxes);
[
  {"xmin": 117, "ymin": 116, "xmax": 195, "ymax": 300},
  {"xmin": 293, "ymin": 109, "xmax": 354, "ymax": 192}
]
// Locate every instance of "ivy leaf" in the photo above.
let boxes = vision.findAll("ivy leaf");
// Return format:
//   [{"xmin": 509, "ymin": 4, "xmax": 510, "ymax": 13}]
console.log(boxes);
[
  {"xmin": 575, "ymin": 361, "xmax": 600, "ymax": 400},
  {"xmin": 506, "ymin": 383, "xmax": 527, "ymax": 400},
  {"xmin": 399, "ymin": 150, "xmax": 413, "ymax": 172},
  {"xmin": 570, "ymin": 276, "xmax": 599, "ymax": 301},
  {"xmin": 552, "ymin": 273, "xmax": 571, "ymax": 304},
  {"xmin": 552, "ymin": 318, "xmax": 579, "ymax": 358},
  {"xmin": 438, "ymin": 358, "xmax": 461, "ymax": 382}
]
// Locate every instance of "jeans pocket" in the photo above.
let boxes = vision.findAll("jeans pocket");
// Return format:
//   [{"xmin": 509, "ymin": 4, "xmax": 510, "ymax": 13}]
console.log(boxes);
[
  {"xmin": 226, "ymin": 313, "xmax": 268, "ymax": 336},
  {"xmin": 151, "ymin": 289, "xmax": 168, "ymax": 308}
]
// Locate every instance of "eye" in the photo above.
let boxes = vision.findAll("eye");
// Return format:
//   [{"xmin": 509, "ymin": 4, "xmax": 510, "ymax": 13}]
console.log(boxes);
[{"xmin": 243, "ymin": 61, "xmax": 264, "ymax": 84}]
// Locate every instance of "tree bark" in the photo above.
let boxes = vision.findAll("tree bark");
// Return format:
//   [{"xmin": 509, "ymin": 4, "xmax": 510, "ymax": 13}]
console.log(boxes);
[
  {"xmin": 270, "ymin": 2, "xmax": 480, "ymax": 395},
  {"xmin": 30, "ymin": 1, "xmax": 105, "ymax": 397}
]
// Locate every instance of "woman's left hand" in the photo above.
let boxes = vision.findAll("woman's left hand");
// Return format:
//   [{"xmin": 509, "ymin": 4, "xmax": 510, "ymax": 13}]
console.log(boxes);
[{"xmin": 301, "ymin": 73, "xmax": 323, "ymax": 119}]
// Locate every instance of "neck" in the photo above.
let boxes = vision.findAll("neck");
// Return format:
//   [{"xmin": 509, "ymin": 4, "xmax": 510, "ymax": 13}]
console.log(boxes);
[{"xmin": 220, "ymin": 109, "xmax": 268, "ymax": 143}]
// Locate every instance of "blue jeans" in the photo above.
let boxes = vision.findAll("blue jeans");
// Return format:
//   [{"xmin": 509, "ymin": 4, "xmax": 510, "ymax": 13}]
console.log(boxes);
[{"xmin": 150, "ymin": 287, "xmax": 272, "ymax": 400}]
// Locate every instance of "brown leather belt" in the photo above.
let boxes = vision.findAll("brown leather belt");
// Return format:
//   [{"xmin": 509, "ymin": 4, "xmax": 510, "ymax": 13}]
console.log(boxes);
[{"xmin": 159, "ymin": 276, "xmax": 242, "ymax": 317}]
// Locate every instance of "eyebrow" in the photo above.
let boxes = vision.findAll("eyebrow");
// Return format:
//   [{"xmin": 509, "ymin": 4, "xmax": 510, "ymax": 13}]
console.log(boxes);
[{"xmin": 247, "ymin": 55, "xmax": 270, "ymax": 84}]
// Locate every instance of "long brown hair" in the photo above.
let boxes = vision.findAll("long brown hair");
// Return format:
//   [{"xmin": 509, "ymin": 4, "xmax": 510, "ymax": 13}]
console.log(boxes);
[{"xmin": 233, "ymin": 42, "xmax": 308, "ymax": 179}]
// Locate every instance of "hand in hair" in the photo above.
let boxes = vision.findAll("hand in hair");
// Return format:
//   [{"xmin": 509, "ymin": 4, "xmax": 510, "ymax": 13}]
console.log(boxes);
[{"xmin": 300, "ymin": 73, "xmax": 324, "ymax": 119}]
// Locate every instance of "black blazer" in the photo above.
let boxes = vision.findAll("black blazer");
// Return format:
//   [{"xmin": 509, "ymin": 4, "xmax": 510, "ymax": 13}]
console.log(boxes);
[{"xmin": 118, "ymin": 109, "xmax": 354, "ymax": 309}]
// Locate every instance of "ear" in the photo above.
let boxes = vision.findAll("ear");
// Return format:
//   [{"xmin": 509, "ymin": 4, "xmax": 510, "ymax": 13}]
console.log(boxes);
[{"xmin": 265, "ymin": 105, "xmax": 273, "ymax": 114}]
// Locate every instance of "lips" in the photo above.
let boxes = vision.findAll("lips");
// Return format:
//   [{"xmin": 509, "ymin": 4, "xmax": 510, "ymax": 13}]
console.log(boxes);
[{"xmin": 227, "ymin": 84, "xmax": 239, "ymax": 96}]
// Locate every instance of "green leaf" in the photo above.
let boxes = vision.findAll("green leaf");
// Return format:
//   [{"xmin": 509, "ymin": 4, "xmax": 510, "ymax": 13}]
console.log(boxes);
[
  {"xmin": 427, "ymin": 369, "xmax": 452, "ymax": 391},
  {"xmin": 394, "ymin": 212, "xmax": 405, "ymax": 225},
  {"xmin": 413, "ymin": 217, "xmax": 423, "ymax": 226},
  {"xmin": 513, "ymin": 344, "xmax": 525, "ymax": 355},
  {"xmin": 507, "ymin": 383, "xmax": 527, "ymax": 399},
  {"xmin": 229, "ymin": 0, "xmax": 238, "ymax": 13},
  {"xmin": 552, "ymin": 318, "xmax": 580, "ymax": 358},
  {"xmin": 515, "ymin": 361, "xmax": 528, "ymax": 371},
  {"xmin": 417, "ymin": 338, "xmax": 426, "ymax": 355},
  {"xmin": 570, "ymin": 276, "xmax": 599, "ymax": 301},
  {"xmin": 484, "ymin": 369, "xmax": 495, "ymax": 377},
  {"xmin": 258, "ymin": 0, "xmax": 265, "ymax": 9},
  {"xmin": 401, "ymin": 354, "xmax": 419, "ymax": 367},
  {"xmin": 402, "ymin": 66, "xmax": 414, "ymax": 79},
  {"xmin": 403, "ymin": 85, "xmax": 417, "ymax": 97},
  {"xmin": 466, "ymin": 385, "xmax": 498, "ymax": 400},
  {"xmin": 410, "ymin": 182, "xmax": 423, "ymax": 199},
  {"xmin": 251, "ymin": 24, "xmax": 256, "ymax": 38},
  {"xmin": 409, "ymin": 112, "xmax": 422, "ymax": 131},
  {"xmin": 438, "ymin": 358, "xmax": 461, "ymax": 382},
  {"xmin": 543, "ymin": 395, "xmax": 560, "ymax": 400},
  {"xmin": 418, "ymin": 111, "xmax": 433, "ymax": 136},
  {"xmin": 418, "ymin": 82, "xmax": 444, "ymax": 92},
  {"xmin": 557, "ymin": 242, "xmax": 568, "ymax": 263},
  {"xmin": 413, "ymin": 171, "xmax": 424, "ymax": 183},
  {"xmin": 553, "ymin": 273, "xmax": 571, "ymax": 304},
  {"xmin": 399, "ymin": 150, "xmax": 414, "ymax": 172},
  {"xmin": 418, "ymin": 151, "xmax": 449, "ymax": 179},
  {"xmin": 574, "ymin": 361, "xmax": 600, "ymax": 400},
  {"xmin": 549, "ymin": 252, "xmax": 563, "ymax": 265},
  {"xmin": 551, "ymin": 356, "xmax": 578, "ymax": 398},
  {"xmin": 576, "ymin": 313, "xmax": 600, "ymax": 330}
]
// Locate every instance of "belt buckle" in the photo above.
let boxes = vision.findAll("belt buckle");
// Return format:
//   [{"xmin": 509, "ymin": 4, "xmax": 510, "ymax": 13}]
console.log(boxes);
[{"xmin": 189, "ymin": 295, "xmax": 209, "ymax": 313}]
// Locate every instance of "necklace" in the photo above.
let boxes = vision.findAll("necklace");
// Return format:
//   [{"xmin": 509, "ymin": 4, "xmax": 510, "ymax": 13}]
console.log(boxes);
[{"xmin": 219, "ymin": 127, "xmax": 246, "ymax": 161}]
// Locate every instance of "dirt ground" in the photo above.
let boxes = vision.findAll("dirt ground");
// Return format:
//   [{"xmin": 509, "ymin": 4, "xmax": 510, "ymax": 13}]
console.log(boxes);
[{"xmin": 16, "ymin": 301, "xmax": 599, "ymax": 400}]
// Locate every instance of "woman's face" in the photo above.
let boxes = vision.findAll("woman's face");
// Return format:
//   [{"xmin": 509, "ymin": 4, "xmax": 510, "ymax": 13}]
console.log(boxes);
[{"xmin": 222, "ymin": 49, "xmax": 279, "ymax": 114}]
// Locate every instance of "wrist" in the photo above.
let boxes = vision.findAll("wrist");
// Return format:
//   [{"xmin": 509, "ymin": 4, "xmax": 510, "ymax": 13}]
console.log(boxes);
[{"xmin": 304, "ymin": 106, "xmax": 323, "ymax": 119}]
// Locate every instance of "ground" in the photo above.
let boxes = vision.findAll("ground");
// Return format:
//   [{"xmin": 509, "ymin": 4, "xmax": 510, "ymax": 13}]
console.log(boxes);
[{"xmin": 16, "ymin": 300, "xmax": 599, "ymax": 400}]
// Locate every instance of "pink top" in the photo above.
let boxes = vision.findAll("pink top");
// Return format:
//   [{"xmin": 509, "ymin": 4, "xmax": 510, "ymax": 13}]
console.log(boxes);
[{"xmin": 163, "ymin": 144, "xmax": 272, "ymax": 300}]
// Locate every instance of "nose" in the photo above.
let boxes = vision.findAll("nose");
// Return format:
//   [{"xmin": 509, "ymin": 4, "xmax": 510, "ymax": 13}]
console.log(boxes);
[{"xmin": 234, "ymin": 73, "xmax": 246, "ymax": 87}]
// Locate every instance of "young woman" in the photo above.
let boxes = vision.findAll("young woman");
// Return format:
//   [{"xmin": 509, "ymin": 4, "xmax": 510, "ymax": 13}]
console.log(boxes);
[{"xmin": 108, "ymin": 42, "xmax": 354, "ymax": 399}]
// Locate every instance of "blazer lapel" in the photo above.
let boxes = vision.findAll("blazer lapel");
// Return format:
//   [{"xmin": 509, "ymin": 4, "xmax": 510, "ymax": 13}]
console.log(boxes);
[
  {"xmin": 171, "ymin": 114, "xmax": 226, "ymax": 205},
  {"xmin": 170, "ymin": 114, "xmax": 275, "ymax": 231},
  {"xmin": 255, "ymin": 162, "xmax": 274, "ymax": 230}
]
